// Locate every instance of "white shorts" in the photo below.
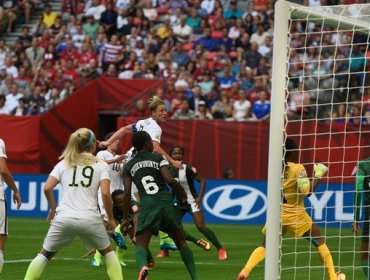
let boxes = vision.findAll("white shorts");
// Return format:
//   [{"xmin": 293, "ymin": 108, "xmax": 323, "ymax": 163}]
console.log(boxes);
[
  {"xmin": 43, "ymin": 215, "xmax": 111, "ymax": 252},
  {"xmin": 0, "ymin": 199, "xmax": 8, "ymax": 235}
]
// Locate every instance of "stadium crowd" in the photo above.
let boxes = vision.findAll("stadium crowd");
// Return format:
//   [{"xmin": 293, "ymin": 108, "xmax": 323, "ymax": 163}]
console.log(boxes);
[{"xmin": 0, "ymin": 0, "xmax": 369, "ymax": 124}]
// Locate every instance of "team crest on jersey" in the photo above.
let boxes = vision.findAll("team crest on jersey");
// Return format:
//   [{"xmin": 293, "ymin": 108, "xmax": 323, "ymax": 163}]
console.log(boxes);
[{"xmin": 298, "ymin": 169, "xmax": 307, "ymax": 178}]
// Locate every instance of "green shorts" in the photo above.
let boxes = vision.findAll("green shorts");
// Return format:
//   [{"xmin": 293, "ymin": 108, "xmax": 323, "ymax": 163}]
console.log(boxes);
[{"xmin": 136, "ymin": 203, "xmax": 183, "ymax": 236}]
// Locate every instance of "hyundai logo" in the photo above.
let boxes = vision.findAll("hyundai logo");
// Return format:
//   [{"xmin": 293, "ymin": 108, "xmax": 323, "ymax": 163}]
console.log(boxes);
[{"xmin": 203, "ymin": 185, "xmax": 267, "ymax": 221}]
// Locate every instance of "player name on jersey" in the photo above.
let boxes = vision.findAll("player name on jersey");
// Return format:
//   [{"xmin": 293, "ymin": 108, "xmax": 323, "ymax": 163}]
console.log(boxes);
[{"xmin": 130, "ymin": 160, "xmax": 160, "ymax": 176}]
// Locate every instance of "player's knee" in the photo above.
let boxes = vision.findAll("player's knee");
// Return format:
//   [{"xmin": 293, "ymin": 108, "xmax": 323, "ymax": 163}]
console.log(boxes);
[{"xmin": 41, "ymin": 250, "xmax": 55, "ymax": 260}]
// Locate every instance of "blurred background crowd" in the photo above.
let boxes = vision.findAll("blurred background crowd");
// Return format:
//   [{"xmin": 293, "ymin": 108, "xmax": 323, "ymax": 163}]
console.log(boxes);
[{"xmin": 0, "ymin": 0, "xmax": 369, "ymax": 124}]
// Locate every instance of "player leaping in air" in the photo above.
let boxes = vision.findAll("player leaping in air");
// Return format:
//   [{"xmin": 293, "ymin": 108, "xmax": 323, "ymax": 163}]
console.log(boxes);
[{"xmin": 236, "ymin": 138, "xmax": 345, "ymax": 280}]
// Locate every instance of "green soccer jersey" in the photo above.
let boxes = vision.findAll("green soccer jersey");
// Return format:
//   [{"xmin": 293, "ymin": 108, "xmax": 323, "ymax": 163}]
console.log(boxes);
[
  {"xmin": 124, "ymin": 151, "xmax": 171, "ymax": 203},
  {"xmin": 354, "ymin": 157, "xmax": 370, "ymax": 221}
]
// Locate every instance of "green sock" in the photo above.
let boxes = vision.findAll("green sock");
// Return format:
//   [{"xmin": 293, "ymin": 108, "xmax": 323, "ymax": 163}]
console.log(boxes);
[
  {"xmin": 184, "ymin": 231, "xmax": 198, "ymax": 244},
  {"xmin": 146, "ymin": 248, "xmax": 153, "ymax": 261},
  {"xmin": 361, "ymin": 259, "xmax": 370, "ymax": 279},
  {"xmin": 179, "ymin": 246, "xmax": 198, "ymax": 280},
  {"xmin": 24, "ymin": 254, "xmax": 48, "ymax": 280},
  {"xmin": 202, "ymin": 227, "xmax": 222, "ymax": 250},
  {"xmin": 136, "ymin": 246, "xmax": 148, "ymax": 269},
  {"xmin": 104, "ymin": 251, "xmax": 123, "ymax": 280}
]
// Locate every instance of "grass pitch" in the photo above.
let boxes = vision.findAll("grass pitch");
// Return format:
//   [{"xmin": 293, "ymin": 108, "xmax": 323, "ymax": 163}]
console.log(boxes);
[{"xmin": 1, "ymin": 218, "xmax": 366, "ymax": 279}]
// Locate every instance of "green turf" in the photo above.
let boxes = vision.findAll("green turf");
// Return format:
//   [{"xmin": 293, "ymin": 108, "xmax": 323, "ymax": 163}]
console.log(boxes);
[{"xmin": 1, "ymin": 218, "xmax": 366, "ymax": 279}]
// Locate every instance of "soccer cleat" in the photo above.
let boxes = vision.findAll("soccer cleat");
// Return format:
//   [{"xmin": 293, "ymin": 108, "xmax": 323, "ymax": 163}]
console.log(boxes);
[
  {"xmin": 196, "ymin": 239, "xmax": 211, "ymax": 251},
  {"xmin": 90, "ymin": 258, "xmax": 103, "ymax": 267},
  {"xmin": 159, "ymin": 242, "xmax": 177, "ymax": 251},
  {"xmin": 138, "ymin": 266, "xmax": 149, "ymax": 280},
  {"xmin": 218, "ymin": 248, "xmax": 227, "ymax": 261},
  {"xmin": 156, "ymin": 250, "xmax": 169, "ymax": 258},
  {"xmin": 108, "ymin": 231, "xmax": 127, "ymax": 249},
  {"xmin": 336, "ymin": 271, "xmax": 346, "ymax": 280}
]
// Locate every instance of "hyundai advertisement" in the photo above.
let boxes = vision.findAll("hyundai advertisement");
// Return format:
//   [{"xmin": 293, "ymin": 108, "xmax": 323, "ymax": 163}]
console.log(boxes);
[{"xmin": 5, "ymin": 175, "xmax": 355, "ymax": 227}]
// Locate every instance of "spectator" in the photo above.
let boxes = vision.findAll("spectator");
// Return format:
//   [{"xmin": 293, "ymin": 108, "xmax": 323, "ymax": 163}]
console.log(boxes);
[
  {"xmin": 330, "ymin": 103, "xmax": 348, "ymax": 124},
  {"xmin": 10, "ymin": 96, "xmax": 28, "ymax": 116},
  {"xmin": 251, "ymin": 90, "xmax": 271, "ymax": 120},
  {"xmin": 169, "ymin": 0, "xmax": 189, "ymax": 14},
  {"xmin": 218, "ymin": 66, "xmax": 237, "ymax": 92},
  {"xmin": 244, "ymin": 42, "xmax": 262, "ymax": 71},
  {"xmin": 142, "ymin": 0, "xmax": 158, "ymax": 22},
  {"xmin": 186, "ymin": 8, "xmax": 201, "ymax": 28},
  {"xmin": 2, "ymin": 0, "xmax": 18, "ymax": 32},
  {"xmin": 99, "ymin": 34, "xmax": 124, "ymax": 71},
  {"xmin": 195, "ymin": 100, "xmax": 213, "ymax": 120},
  {"xmin": 72, "ymin": 24, "xmax": 86, "ymax": 50},
  {"xmin": 5, "ymin": 84, "xmax": 23, "ymax": 113},
  {"xmin": 129, "ymin": 98, "xmax": 149, "ymax": 117},
  {"xmin": 173, "ymin": 15, "xmax": 192, "ymax": 44},
  {"xmin": 85, "ymin": 0, "xmax": 106, "ymax": 21},
  {"xmin": 250, "ymin": 23, "xmax": 269, "ymax": 47},
  {"xmin": 223, "ymin": 167, "xmax": 235, "ymax": 179},
  {"xmin": 0, "ymin": 39, "xmax": 9, "ymax": 70},
  {"xmin": 59, "ymin": 39, "xmax": 81, "ymax": 65},
  {"xmin": 42, "ymin": 4, "xmax": 58, "ymax": 28},
  {"xmin": 83, "ymin": 15, "xmax": 100, "ymax": 40},
  {"xmin": 172, "ymin": 42, "xmax": 190, "ymax": 68},
  {"xmin": 18, "ymin": 27, "xmax": 33, "ymax": 49},
  {"xmin": 2, "ymin": 56, "xmax": 18, "ymax": 78},
  {"xmin": 45, "ymin": 88, "xmax": 62, "ymax": 110},
  {"xmin": 224, "ymin": 1, "xmax": 242, "ymax": 20},
  {"xmin": 232, "ymin": 89, "xmax": 251, "ymax": 121},
  {"xmin": 198, "ymin": 70, "xmax": 215, "ymax": 95},
  {"xmin": 171, "ymin": 99, "xmax": 195, "ymax": 119},
  {"xmin": 0, "ymin": 94, "xmax": 8, "ymax": 114},
  {"xmin": 200, "ymin": 0, "xmax": 215, "ymax": 16},
  {"xmin": 100, "ymin": 2, "xmax": 118, "ymax": 37},
  {"xmin": 211, "ymin": 92, "xmax": 232, "ymax": 119},
  {"xmin": 195, "ymin": 26, "xmax": 220, "ymax": 52}
]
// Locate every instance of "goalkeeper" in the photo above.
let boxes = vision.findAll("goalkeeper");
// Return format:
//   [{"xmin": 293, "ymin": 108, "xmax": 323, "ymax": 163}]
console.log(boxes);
[
  {"xmin": 352, "ymin": 156, "xmax": 370, "ymax": 280},
  {"xmin": 237, "ymin": 138, "xmax": 344, "ymax": 280}
]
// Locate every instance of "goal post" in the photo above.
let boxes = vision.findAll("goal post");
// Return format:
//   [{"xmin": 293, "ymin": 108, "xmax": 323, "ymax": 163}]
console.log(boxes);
[{"xmin": 266, "ymin": 1, "xmax": 370, "ymax": 279}]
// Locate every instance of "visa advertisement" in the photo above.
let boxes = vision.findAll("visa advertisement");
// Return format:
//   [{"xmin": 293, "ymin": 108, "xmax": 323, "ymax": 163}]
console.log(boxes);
[{"xmin": 6, "ymin": 175, "xmax": 355, "ymax": 227}]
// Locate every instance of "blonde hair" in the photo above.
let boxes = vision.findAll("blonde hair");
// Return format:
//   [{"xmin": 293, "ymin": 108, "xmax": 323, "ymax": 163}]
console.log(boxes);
[
  {"xmin": 59, "ymin": 128, "xmax": 97, "ymax": 167},
  {"xmin": 148, "ymin": 95, "xmax": 165, "ymax": 112}
]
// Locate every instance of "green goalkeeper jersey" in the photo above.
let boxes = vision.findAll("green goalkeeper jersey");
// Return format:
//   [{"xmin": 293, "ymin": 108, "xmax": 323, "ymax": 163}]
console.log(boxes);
[{"xmin": 354, "ymin": 157, "xmax": 370, "ymax": 221}]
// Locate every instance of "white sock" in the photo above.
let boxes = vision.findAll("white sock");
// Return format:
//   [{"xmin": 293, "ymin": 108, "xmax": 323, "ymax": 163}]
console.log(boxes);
[{"xmin": 0, "ymin": 250, "xmax": 4, "ymax": 273}]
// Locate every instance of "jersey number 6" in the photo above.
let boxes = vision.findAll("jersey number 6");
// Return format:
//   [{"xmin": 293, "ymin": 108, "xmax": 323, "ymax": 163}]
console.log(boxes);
[{"xmin": 141, "ymin": 175, "xmax": 159, "ymax": 194}]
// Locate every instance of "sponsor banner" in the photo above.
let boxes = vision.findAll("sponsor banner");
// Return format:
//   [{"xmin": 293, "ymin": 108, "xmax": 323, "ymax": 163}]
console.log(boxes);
[{"xmin": 6, "ymin": 176, "xmax": 355, "ymax": 227}]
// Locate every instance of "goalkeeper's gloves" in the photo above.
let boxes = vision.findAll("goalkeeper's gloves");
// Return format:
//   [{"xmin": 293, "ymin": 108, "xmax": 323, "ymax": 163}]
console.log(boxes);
[
  {"xmin": 314, "ymin": 163, "xmax": 328, "ymax": 179},
  {"xmin": 297, "ymin": 177, "xmax": 310, "ymax": 194}
]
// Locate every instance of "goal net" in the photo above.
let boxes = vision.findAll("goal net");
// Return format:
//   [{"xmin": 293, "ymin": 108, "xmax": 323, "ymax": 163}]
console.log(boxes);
[{"xmin": 266, "ymin": 1, "xmax": 370, "ymax": 280}]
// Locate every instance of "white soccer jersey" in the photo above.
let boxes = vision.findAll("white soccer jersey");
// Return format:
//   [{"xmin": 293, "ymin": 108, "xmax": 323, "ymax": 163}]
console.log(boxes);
[
  {"xmin": 96, "ymin": 150, "xmax": 124, "ymax": 192},
  {"xmin": 0, "ymin": 139, "xmax": 7, "ymax": 200},
  {"xmin": 133, "ymin": 117, "xmax": 162, "ymax": 143},
  {"xmin": 49, "ymin": 156, "xmax": 110, "ymax": 219}
]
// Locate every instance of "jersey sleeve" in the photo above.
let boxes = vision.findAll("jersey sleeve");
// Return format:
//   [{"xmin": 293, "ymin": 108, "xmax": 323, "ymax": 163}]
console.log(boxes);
[
  {"xmin": 0, "ymin": 139, "xmax": 7, "ymax": 159},
  {"xmin": 96, "ymin": 150, "xmax": 106, "ymax": 160},
  {"xmin": 158, "ymin": 154, "xmax": 169, "ymax": 168},
  {"xmin": 100, "ymin": 162, "xmax": 111, "ymax": 181},
  {"xmin": 49, "ymin": 161, "xmax": 63, "ymax": 181}
]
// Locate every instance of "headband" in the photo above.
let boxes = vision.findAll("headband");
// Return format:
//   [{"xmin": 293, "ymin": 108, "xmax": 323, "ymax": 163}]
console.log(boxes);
[{"xmin": 84, "ymin": 129, "xmax": 95, "ymax": 148}]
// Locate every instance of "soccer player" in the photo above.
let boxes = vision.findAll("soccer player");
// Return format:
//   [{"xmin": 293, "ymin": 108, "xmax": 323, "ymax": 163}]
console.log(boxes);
[
  {"xmin": 24, "ymin": 128, "xmax": 123, "ymax": 280},
  {"xmin": 157, "ymin": 145, "xmax": 227, "ymax": 260},
  {"xmin": 352, "ymin": 156, "xmax": 370, "ymax": 279},
  {"xmin": 91, "ymin": 132, "xmax": 127, "ymax": 267},
  {"xmin": 236, "ymin": 138, "xmax": 344, "ymax": 280},
  {"xmin": 99, "ymin": 96, "xmax": 179, "ymax": 252},
  {"xmin": 0, "ymin": 138, "xmax": 22, "ymax": 273},
  {"xmin": 122, "ymin": 131, "xmax": 198, "ymax": 280}
]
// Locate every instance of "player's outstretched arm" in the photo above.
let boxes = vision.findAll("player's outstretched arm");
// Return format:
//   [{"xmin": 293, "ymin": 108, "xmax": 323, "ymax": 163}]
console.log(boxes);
[
  {"xmin": 0, "ymin": 157, "xmax": 21, "ymax": 208},
  {"xmin": 99, "ymin": 124, "xmax": 133, "ymax": 148},
  {"xmin": 308, "ymin": 163, "xmax": 329, "ymax": 196},
  {"xmin": 153, "ymin": 141, "xmax": 182, "ymax": 169}
]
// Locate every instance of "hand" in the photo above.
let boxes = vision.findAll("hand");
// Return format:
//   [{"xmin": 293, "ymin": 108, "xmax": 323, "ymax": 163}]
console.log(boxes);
[
  {"xmin": 352, "ymin": 221, "xmax": 360, "ymax": 234},
  {"xmin": 237, "ymin": 269, "xmax": 248, "ymax": 280},
  {"xmin": 13, "ymin": 192, "xmax": 22, "ymax": 209},
  {"xmin": 115, "ymin": 154, "xmax": 127, "ymax": 163},
  {"xmin": 106, "ymin": 218, "xmax": 117, "ymax": 232},
  {"xmin": 171, "ymin": 159, "xmax": 182, "ymax": 169},
  {"xmin": 120, "ymin": 219, "xmax": 130, "ymax": 235},
  {"xmin": 47, "ymin": 208, "xmax": 56, "ymax": 223},
  {"xmin": 314, "ymin": 163, "xmax": 328, "ymax": 179},
  {"xmin": 97, "ymin": 140, "xmax": 109, "ymax": 149}
]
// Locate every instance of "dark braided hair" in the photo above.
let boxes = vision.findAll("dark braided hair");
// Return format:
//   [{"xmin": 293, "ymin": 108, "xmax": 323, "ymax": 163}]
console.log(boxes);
[{"xmin": 132, "ymin": 131, "xmax": 151, "ymax": 151}]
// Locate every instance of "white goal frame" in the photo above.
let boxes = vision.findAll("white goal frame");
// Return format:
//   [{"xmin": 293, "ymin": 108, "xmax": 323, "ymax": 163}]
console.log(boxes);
[{"xmin": 266, "ymin": 1, "xmax": 370, "ymax": 279}]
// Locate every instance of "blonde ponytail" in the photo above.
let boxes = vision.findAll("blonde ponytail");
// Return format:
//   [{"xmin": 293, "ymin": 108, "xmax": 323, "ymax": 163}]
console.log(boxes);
[{"xmin": 59, "ymin": 128, "xmax": 97, "ymax": 167}]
